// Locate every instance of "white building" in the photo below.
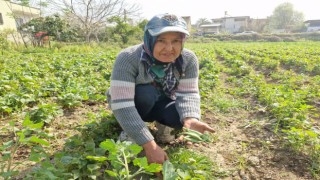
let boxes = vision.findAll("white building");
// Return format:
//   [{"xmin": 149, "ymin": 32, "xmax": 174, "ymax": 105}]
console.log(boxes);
[
  {"xmin": 199, "ymin": 24, "xmax": 221, "ymax": 35},
  {"xmin": 212, "ymin": 16, "xmax": 251, "ymax": 34},
  {"xmin": 0, "ymin": 0, "xmax": 40, "ymax": 31},
  {"xmin": 305, "ymin": 20, "xmax": 320, "ymax": 32}
]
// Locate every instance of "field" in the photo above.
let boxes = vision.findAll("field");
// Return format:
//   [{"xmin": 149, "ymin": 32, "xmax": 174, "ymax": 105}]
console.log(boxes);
[{"xmin": 0, "ymin": 42, "xmax": 319, "ymax": 179}]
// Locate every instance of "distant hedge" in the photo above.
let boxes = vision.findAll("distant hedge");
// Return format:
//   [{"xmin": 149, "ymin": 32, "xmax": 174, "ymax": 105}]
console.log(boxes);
[{"xmin": 189, "ymin": 32, "xmax": 320, "ymax": 42}]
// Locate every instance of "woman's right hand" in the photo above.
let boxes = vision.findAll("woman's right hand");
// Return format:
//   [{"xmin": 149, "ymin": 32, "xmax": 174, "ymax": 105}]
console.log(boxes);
[
  {"xmin": 142, "ymin": 140, "xmax": 167, "ymax": 178},
  {"xmin": 142, "ymin": 140, "xmax": 168, "ymax": 164}
]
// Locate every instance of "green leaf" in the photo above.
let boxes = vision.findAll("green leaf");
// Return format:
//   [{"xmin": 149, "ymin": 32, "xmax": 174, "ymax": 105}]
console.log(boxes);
[
  {"xmin": 17, "ymin": 131, "xmax": 26, "ymax": 142},
  {"xmin": 85, "ymin": 139, "xmax": 96, "ymax": 151},
  {"xmin": 99, "ymin": 139, "xmax": 116, "ymax": 151},
  {"xmin": 145, "ymin": 163, "xmax": 162, "ymax": 173},
  {"xmin": 133, "ymin": 157, "xmax": 148, "ymax": 167},
  {"xmin": 305, "ymin": 130, "xmax": 317, "ymax": 138},
  {"xmin": 60, "ymin": 156, "xmax": 74, "ymax": 165},
  {"xmin": 163, "ymin": 160, "xmax": 178, "ymax": 180},
  {"xmin": 1, "ymin": 106, "xmax": 12, "ymax": 113},
  {"xmin": 86, "ymin": 155, "xmax": 107, "ymax": 162},
  {"xmin": 119, "ymin": 168, "xmax": 127, "ymax": 175},
  {"xmin": 0, "ymin": 170, "xmax": 19, "ymax": 178},
  {"xmin": 105, "ymin": 170, "xmax": 118, "ymax": 177},
  {"xmin": 128, "ymin": 143, "xmax": 143, "ymax": 155},
  {"xmin": 42, "ymin": 170, "xmax": 58, "ymax": 180},
  {"xmin": 72, "ymin": 170, "xmax": 80, "ymax": 179},
  {"xmin": 29, "ymin": 136, "xmax": 50, "ymax": 146},
  {"xmin": 87, "ymin": 164, "xmax": 100, "ymax": 173},
  {"xmin": 40, "ymin": 160, "xmax": 55, "ymax": 169},
  {"xmin": 0, "ymin": 140, "xmax": 14, "ymax": 150},
  {"xmin": 1, "ymin": 151, "xmax": 11, "ymax": 161},
  {"xmin": 29, "ymin": 146, "xmax": 48, "ymax": 162},
  {"xmin": 177, "ymin": 169, "xmax": 191, "ymax": 179},
  {"xmin": 29, "ymin": 150, "xmax": 43, "ymax": 162},
  {"xmin": 22, "ymin": 114, "xmax": 44, "ymax": 129}
]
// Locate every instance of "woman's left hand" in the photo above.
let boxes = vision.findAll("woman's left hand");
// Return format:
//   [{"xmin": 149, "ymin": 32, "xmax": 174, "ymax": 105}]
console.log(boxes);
[{"xmin": 183, "ymin": 117, "xmax": 215, "ymax": 133}]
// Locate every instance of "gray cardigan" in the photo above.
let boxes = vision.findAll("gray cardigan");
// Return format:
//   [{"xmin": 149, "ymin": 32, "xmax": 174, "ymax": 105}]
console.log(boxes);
[{"xmin": 107, "ymin": 44, "xmax": 200, "ymax": 145}]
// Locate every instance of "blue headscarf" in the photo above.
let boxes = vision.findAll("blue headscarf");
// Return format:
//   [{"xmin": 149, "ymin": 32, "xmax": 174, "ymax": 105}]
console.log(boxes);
[{"xmin": 143, "ymin": 30, "xmax": 157, "ymax": 62}]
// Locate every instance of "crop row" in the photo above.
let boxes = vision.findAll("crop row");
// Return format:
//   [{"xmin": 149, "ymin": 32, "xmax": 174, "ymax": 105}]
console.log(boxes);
[{"xmin": 187, "ymin": 42, "xmax": 320, "ymax": 177}]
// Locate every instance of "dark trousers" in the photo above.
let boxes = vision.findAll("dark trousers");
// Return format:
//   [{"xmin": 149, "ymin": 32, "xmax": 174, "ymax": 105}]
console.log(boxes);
[{"xmin": 134, "ymin": 84, "xmax": 183, "ymax": 129}]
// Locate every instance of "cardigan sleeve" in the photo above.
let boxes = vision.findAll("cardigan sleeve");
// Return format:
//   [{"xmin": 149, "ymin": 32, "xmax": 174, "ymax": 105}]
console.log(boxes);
[
  {"xmin": 175, "ymin": 49, "xmax": 201, "ymax": 123},
  {"xmin": 108, "ymin": 48, "xmax": 154, "ymax": 145}
]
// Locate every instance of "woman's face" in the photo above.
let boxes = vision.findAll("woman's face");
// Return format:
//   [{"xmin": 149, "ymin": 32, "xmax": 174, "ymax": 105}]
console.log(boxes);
[{"xmin": 153, "ymin": 32, "xmax": 183, "ymax": 63}]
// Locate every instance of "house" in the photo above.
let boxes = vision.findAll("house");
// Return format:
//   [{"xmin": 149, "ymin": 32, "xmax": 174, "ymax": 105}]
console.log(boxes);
[
  {"xmin": 212, "ymin": 16, "xmax": 251, "ymax": 34},
  {"xmin": 198, "ymin": 24, "xmax": 220, "ymax": 35},
  {"xmin": 304, "ymin": 20, "xmax": 320, "ymax": 32},
  {"xmin": 195, "ymin": 15, "xmax": 254, "ymax": 35},
  {"xmin": 195, "ymin": 15, "xmax": 267, "ymax": 35},
  {"xmin": 0, "ymin": 0, "xmax": 40, "ymax": 31}
]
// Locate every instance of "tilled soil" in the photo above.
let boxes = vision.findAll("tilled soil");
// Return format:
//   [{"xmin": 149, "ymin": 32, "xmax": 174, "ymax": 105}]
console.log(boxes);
[{"xmin": 188, "ymin": 111, "xmax": 314, "ymax": 180}]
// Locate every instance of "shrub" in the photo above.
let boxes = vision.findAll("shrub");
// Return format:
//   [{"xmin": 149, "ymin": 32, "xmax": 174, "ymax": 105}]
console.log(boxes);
[
  {"xmin": 264, "ymin": 36, "xmax": 282, "ymax": 42},
  {"xmin": 282, "ymin": 37, "xmax": 296, "ymax": 42},
  {"xmin": 0, "ymin": 30, "xmax": 10, "ymax": 54}
]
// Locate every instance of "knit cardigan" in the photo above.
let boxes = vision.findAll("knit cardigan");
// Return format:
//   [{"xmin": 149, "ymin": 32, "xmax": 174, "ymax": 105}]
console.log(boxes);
[{"xmin": 107, "ymin": 44, "xmax": 200, "ymax": 145}]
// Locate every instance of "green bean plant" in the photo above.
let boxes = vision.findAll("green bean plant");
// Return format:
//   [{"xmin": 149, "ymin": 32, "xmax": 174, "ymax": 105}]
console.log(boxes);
[
  {"xmin": 89, "ymin": 139, "xmax": 162, "ymax": 179},
  {"xmin": 0, "ymin": 114, "xmax": 50, "ymax": 180}
]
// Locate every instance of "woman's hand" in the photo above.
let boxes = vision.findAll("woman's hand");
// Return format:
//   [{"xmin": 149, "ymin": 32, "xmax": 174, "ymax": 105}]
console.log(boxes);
[
  {"xmin": 183, "ymin": 117, "xmax": 215, "ymax": 133},
  {"xmin": 142, "ymin": 140, "xmax": 168, "ymax": 164},
  {"xmin": 142, "ymin": 140, "xmax": 168, "ymax": 178}
]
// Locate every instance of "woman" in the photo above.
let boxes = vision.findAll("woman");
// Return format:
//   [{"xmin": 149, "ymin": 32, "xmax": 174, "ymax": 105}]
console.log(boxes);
[{"xmin": 107, "ymin": 13, "xmax": 214, "ymax": 165}]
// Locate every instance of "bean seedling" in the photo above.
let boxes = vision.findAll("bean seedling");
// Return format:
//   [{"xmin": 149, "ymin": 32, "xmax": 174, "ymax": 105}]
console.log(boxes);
[{"xmin": 179, "ymin": 127, "xmax": 213, "ymax": 143}]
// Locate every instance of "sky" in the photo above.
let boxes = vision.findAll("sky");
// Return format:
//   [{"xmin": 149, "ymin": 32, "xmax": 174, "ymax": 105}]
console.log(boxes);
[{"xmin": 132, "ymin": 0, "xmax": 320, "ymax": 24}]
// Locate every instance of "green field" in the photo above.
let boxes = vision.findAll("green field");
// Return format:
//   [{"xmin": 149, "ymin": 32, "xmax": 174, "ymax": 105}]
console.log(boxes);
[{"xmin": 1, "ymin": 42, "xmax": 319, "ymax": 179}]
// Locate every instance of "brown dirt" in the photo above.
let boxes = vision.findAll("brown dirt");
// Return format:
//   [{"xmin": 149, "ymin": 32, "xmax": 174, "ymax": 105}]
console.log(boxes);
[
  {"xmin": 189, "ymin": 110, "xmax": 315, "ymax": 180},
  {"xmin": 184, "ymin": 60, "xmax": 317, "ymax": 180}
]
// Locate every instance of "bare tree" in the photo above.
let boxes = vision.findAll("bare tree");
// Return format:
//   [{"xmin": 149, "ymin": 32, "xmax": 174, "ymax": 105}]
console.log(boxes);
[
  {"xmin": 196, "ymin": 18, "xmax": 212, "ymax": 28},
  {"xmin": 248, "ymin": 19, "xmax": 268, "ymax": 33},
  {"xmin": 45, "ymin": 0, "xmax": 141, "ymax": 42}
]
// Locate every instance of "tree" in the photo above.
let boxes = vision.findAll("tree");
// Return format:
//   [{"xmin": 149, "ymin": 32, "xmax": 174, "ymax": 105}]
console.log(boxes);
[
  {"xmin": 248, "ymin": 19, "xmax": 268, "ymax": 33},
  {"xmin": 267, "ymin": 2, "xmax": 304, "ymax": 32},
  {"xmin": 137, "ymin": 19, "xmax": 148, "ymax": 31},
  {"xmin": 195, "ymin": 18, "xmax": 212, "ymax": 28},
  {"xmin": 45, "ymin": 0, "xmax": 141, "ymax": 42},
  {"xmin": 106, "ymin": 16, "xmax": 142, "ymax": 45},
  {"xmin": 0, "ymin": 30, "xmax": 12, "ymax": 54},
  {"xmin": 20, "ymin": 14, "xmax": 78, "ymax": 42}
]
